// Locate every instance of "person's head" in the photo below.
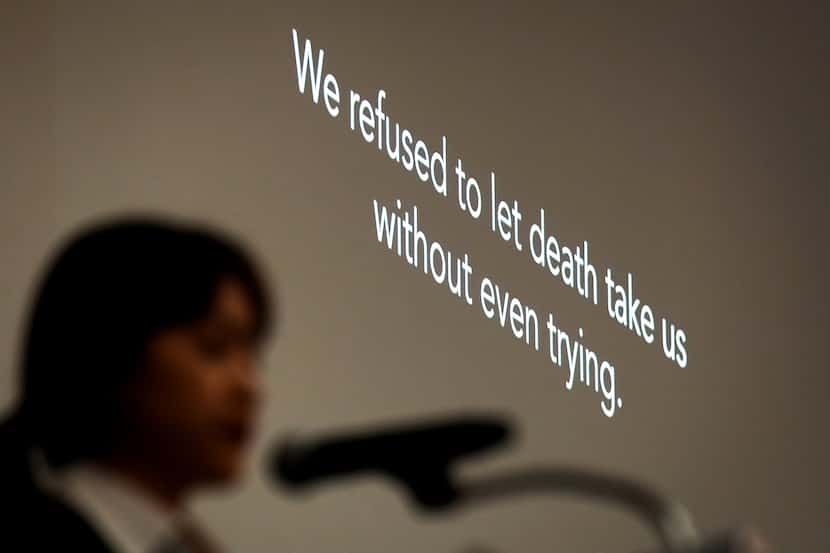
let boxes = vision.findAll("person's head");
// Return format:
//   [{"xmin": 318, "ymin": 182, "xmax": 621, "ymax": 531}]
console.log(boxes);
[{"xmin": 16, "ymin": 215, "xmax": 274, "ymax": 493}]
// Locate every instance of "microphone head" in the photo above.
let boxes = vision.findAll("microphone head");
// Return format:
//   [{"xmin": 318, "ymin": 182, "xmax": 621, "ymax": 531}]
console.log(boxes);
[{"xmin": 268, "ymin": 413, "xmax": 514, "ymax": 509}]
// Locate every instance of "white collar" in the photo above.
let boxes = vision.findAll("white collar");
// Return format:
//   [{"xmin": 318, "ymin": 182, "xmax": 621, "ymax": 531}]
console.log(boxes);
[{"xmin": 40, "ymin": 459, "xmax": 186, "ymax": 553}]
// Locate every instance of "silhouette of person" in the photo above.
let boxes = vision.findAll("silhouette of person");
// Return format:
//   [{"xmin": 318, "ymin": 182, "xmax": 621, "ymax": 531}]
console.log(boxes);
[{"xmin": 0, "ymin": 215, "xmax": 274, "ymax": 552}]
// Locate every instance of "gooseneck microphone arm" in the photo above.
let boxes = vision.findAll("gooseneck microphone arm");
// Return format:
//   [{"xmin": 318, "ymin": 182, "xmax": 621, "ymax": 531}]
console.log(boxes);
[
  {"xmin": 453, "ymin": 466, "xmax": 698, "ymax": 553},
  {"xmin": 270, "ymin": 414, "xmax": 703, "ymax": 553}
]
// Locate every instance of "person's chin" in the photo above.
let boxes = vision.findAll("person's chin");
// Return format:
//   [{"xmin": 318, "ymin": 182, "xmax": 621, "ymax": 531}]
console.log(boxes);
[{"xmin": 201, "ymin": 446, "xmax": 249, "ymax": 485}]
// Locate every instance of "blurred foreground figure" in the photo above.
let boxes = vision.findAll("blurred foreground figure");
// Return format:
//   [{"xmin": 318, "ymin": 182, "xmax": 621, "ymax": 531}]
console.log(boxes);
[{"xmin": 0, "ymin": 215, "xmax": 274, "ymax": 552}]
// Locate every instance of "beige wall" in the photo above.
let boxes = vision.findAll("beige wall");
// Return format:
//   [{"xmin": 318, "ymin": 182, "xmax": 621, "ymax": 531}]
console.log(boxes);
[{"xmin": 2, "ymin": 2, "xmax": 828, "ymax": 552}]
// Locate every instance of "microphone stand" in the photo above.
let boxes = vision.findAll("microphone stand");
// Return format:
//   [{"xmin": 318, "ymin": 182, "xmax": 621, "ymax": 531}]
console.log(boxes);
[
  {"xmin": 360, "ymin": 458, "xmax": 697, "ymax": 553},
  {"xmin": 450, "ymin": 465, "xmax": 699, "ymax": 553}
]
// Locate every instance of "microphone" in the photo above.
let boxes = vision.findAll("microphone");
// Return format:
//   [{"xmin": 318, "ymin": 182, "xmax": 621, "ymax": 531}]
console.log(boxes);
[
  {"xmin": 269, "ymin": 415, "xmax": 774, "ymax": 553},
  {"xmin": 269, "ymin": 413, "xmax": 513, "ymax": 508}
]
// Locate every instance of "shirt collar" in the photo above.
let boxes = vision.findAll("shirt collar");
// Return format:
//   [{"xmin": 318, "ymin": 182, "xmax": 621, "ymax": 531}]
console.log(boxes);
[{"xmin": 50, "ymin": 461, "xmax": 182, "ymax": 553}]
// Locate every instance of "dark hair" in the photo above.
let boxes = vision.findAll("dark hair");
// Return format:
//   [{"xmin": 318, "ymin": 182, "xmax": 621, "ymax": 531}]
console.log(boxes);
[{"xmin": 6, "ymin": 214, "xmax": 274, "ymax": 468}]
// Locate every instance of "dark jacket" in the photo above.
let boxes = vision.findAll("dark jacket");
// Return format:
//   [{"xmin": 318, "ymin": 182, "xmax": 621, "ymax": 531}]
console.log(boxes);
[{"xmin": 1, "ymin": 410, "xmax": 115, "ymax": 552}]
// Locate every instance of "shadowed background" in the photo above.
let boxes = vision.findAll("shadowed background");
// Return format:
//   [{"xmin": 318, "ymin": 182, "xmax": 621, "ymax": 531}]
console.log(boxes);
[{"xmin": 1, "ymin": 2, "xmax": 828, "ymax": 552}]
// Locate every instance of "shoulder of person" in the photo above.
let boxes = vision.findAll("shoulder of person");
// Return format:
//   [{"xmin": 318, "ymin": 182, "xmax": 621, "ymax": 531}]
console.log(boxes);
[
  {"xmin": 2, "ymin": 477, "xmax": 115, "ymax": 553},
  {"xmin": 0, "ymin": 412, "xmax": 114, "ymax": 553}
]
